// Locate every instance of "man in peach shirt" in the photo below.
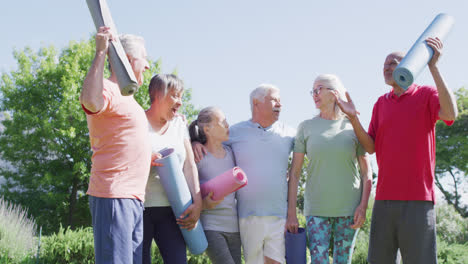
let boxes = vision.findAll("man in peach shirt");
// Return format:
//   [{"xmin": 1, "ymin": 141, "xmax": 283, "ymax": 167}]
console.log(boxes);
[{"xmin": 80, "ymin": 26, "xmax": 151, "ymax": 264}]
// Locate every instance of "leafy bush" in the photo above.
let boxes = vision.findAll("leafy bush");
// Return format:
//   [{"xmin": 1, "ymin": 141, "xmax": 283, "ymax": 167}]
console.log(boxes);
[
  {"xmin": 437, "ymin": 238, "xmax": 468, "ymax": 264},
  {"xmin": 38, "ymin": 226, "xmax": 217, "ymax": 263},
  {"xmin": 38, "ymin": 226, "xmax": 94, "ymax": 264},
  {"xmin": 0, "ymin": 197, "xmax": 37, "ymax": 262},
  {"xmin": 436, "ymin": 202, "xmax": 468, "ymax": 244}
]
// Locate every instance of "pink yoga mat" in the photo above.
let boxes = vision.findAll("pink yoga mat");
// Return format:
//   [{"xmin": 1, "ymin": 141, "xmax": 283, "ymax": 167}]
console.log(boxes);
[{"xmin": 200, "ymin": 167, "xmax": 248, "ymax": 201}]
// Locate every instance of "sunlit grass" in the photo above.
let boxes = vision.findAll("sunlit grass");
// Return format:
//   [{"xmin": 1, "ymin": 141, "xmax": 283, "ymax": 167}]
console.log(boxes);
[{"xmin": 0, "ymin": 197, "xmax": 37, "ymax": 261}]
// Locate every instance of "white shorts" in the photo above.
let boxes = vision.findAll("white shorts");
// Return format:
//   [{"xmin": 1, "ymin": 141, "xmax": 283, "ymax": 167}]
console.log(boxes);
[{"xmin": 239, "ymin": 216, "xmax": 286, "ymax": 264}]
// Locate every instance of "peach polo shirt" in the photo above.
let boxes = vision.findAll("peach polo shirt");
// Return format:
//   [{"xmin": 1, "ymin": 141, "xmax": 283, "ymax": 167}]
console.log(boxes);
[{"xmin": 83, "ymin": 79, "xmax": 151, "ymax": 201}]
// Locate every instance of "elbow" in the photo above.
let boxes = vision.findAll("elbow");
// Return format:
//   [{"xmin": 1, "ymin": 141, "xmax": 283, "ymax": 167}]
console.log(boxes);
[
  {"xmin": 80, "ymin": 93, "xmax": 102, "ymax": 113},
  {"xmin": 366, "ymin": 146, "xmax": 375, "ymax": 155},
  {"xmin": 450, "ymin": 108, "xmax": 459, "ymax": 121},
  {"xmin": 80, "ymin": 99, "xmax": 99, "ymax": 113}
]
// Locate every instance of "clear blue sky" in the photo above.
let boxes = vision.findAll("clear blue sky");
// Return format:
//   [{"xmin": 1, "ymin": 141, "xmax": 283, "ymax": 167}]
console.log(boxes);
[
  {"xmin": 1, "ymin": 1, "xmax": 467, "ymax": 128},
  {"xmin": 1, "ymin": 1, "xmax": 467, "ymax": 199}
]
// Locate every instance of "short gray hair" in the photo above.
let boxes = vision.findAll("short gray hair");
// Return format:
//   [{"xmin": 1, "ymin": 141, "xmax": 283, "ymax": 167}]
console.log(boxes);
[
  {"xmin": 148, "ymin": 74, "xmax": 184, "ymax": 104},
  {"xmin": 250, "ymin": 84, "xmax": 280, "ymax": 112},
  {"xmin": 313, "ymin": 74, "xmax": 347, "ymax": 118},
  {"xmin": 119, "ymin": 34, "xmax": 146, "ymax": 58},
  {"xmin": 108, "ymin": 34, "xmax": 146, "ymax": 72}
]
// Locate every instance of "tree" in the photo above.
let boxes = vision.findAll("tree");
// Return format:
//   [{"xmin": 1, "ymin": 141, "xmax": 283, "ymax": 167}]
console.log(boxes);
[
  {"xmin": 435, "ymin": 87, "xmax": 468, "ymax": 217},
  {"xmin": 0, "ymin": 38, "xmax": 198, "ymax": 234}
]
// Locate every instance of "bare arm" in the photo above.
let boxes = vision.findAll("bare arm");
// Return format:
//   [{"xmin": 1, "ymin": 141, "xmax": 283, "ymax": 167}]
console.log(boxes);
[
  {"xmin": 426, "ymin": 37, "xmax": 458, "ymax": 121},
  {"xmin": 333, "ymin": 91, "xmax": 376, "ymax": 154},
  {"xmin": 80, "ymin": 26, "xmax": 113, "ymax": 113},
  {"xmin": 348, "ymin": 115, "xmax": 376, "ymax": 154},
  {"xmin": 286, "ymin": 152, "xmax": 305, "ymax": 234},
  {"xmin": 350, "ymin": 154, "xmax": 372, "ymax": 229},
  {"xmin": 177, "ymin": 138, "xmax": 202, "ymax": 230}
]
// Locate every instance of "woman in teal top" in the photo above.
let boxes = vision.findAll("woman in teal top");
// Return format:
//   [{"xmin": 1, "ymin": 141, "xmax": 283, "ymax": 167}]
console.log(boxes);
[{"xmin": 286, "ymin": 74, "xmax": 372, "ymax": 264}]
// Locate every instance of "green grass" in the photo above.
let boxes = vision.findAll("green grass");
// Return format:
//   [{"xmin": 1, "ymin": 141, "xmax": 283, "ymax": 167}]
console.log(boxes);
[{"xmin": 0, "ymin": 197, "xmax": 37, "ymax": 262}]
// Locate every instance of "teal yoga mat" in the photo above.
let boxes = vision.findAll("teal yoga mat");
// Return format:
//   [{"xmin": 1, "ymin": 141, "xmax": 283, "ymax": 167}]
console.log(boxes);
[
  {"xmin": 86, "ymin": 0, "xmax": 139, "ymax": 96},
  {"xmin": 393, "ymin": 13, "xmax": 454, "ymax": 90},
  {"xmin": 285, "ymin": 228, "xmax": 307, "ymax": 264},
  {"xmin": 155, "ymin": 148, "xmax": 208, "ymax": 255}
]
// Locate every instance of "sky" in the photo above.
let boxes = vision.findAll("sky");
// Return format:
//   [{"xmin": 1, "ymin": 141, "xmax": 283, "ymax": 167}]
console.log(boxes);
[{"xmin": 1, "ymin": 1, "xmax": 467, "ymax": 200}]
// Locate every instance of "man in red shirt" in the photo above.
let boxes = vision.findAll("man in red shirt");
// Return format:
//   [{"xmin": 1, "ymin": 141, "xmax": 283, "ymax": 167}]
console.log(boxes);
[{"xmin": 334, "ymin": 37, "xmax": 458, "ymax": 264}]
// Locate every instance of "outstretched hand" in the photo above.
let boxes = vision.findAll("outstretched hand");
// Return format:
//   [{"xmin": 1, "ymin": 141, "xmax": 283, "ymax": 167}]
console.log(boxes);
[{"xmin": 333, "ymin": 91, "xmax": 360, "ymax": 119}]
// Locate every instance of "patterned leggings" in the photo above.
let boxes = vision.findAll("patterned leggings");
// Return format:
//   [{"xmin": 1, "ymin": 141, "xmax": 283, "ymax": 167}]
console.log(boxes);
[{"xmin": 306, "ymin": 216, "xmax": 358, "ymax": 264}]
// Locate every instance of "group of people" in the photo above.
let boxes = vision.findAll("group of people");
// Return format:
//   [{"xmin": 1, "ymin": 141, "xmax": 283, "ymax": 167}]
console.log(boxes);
[{"xmin": 80, "ymin": 26, "xmax": 457, "ymax": 264}]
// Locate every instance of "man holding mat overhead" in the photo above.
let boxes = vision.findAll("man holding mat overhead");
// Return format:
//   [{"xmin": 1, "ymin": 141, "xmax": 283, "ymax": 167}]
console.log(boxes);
[
  {"xmin": 80, "ymin": 26, "xmax": 151, "ymax": 264},
  {"xmin": 333, "ymin": 37, "xmax": 457, "ymax": 264},
  {"xmin": 193, "ymin": 84, "xmax": 295, "ymax": 264}
]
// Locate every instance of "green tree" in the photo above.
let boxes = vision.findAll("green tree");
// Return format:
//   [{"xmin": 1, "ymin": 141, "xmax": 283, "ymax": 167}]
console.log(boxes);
[
  {"xmin": 435, "ymin": 87, "xmax": 468, "ymax": 217},
  {"xmin": 0, "ymin": 37, "xmax": 198, "ymax": 234}
]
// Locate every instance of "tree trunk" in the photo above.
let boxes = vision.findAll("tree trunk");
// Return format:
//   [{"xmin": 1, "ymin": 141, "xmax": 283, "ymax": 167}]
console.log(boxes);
[{"xmin": 68, "ymin": 177, "xmax": 78, "ymax": 229}]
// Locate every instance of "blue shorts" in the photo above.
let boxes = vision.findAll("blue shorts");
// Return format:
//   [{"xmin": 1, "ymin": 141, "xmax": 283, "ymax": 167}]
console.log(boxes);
[{"xmin": 89, "ymin": 196, "xmax": 144, "ymax": 264}]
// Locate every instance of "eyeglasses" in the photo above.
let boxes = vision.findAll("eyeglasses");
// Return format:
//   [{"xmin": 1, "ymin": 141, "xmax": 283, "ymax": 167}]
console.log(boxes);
[{"xmin": 310, "ymin": 86, "xmax": 334, "ymax": 96}]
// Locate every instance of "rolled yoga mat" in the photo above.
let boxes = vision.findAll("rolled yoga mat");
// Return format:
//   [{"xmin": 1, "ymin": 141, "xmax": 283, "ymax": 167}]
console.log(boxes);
[
  {"xmin": 393, "ymin": 13, "xmax": 454, "ymax": 90},
  {"xmin": 86, "ymin": 0, "xmax": 139, "ymax": 96},
  {"xmin": 154, "ymin": 148, "xmax": 208, "ymax": 255},
  {"xmin": 200, "ymin": 167, "xmax": 248, "ymax": 201},
  {"xmin": 285, "ymin": 227, "xmax": 307, "ymax": 264}
]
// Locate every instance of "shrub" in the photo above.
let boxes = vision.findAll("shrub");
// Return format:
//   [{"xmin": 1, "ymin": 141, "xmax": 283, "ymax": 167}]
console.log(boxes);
[
  {"xmin": 437, "ymin": 238, "xmax": 468, "ymax": 264},
  {"xmin": 0, "ymin": 197, "xmax": 37, "ymax": 262},
  {"xmin": 436, "ymin": 202, "xmax": 468, "ymax": 244},
  {"xmin": 38, "ymin": 226, "xmax": 94, "ymax": 264}
]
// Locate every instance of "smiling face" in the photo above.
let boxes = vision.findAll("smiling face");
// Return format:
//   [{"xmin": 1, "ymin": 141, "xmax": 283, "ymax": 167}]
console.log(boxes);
[
  {"xmin": 254, "ymin": 90, "xmax": 282, "ymax": 126},
  {"xmin": 204, "ymin": 109, "xmax": 230, "ymax": 143},
  {"xmin": 312, "ymin": 80, "xmax": 335, "ymax": 110},
  {"xmin": 158, "ymin": 88, "xmax": 184, "ymax": 121},
  {"xmin": 383, "ymin": 52, "xmax": 404, "ymax": 87}
]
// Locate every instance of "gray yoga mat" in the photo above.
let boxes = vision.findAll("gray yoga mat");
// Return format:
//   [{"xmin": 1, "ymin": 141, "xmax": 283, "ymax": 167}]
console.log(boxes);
[
  {"xmin": 86, "ymin": 0, "xmax": 139, "ymax": 96},
  {"xmin": 154, "ymin": 148, "xmax": 208, "ymax": 255},
  {"xmin": 393, "ymin": 13, "xmax": 454, "ymax": 90}
]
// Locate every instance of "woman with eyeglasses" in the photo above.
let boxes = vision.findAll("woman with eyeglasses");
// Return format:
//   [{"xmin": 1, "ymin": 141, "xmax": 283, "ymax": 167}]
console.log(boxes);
[{"xmin": 286, "ymin": 74, "xmax": 372, "ymax": 263}]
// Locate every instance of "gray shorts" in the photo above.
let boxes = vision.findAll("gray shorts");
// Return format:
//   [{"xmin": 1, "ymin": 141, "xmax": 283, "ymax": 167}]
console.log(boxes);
[
  {"xmin": 367, "ymin": 200, "xmax": 437, "ymax": 264},
  {"xmin": 205, "ymin": 230, "xmax": 242, "ymax": 264}
]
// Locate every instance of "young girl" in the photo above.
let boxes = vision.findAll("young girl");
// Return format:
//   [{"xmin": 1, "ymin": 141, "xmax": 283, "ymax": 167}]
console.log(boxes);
[{"xmin": 189, "ymin": 107, "xmax": 242, "ymax": 264}]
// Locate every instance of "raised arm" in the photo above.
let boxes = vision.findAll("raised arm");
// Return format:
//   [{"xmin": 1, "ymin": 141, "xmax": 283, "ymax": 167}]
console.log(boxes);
[
  {"xmin": 80, "ymin": 26, "xmax": 113, "ymax": 113},
  {"xmin": 177, "ymin": 138, "xmax": 203, "ymax": 230},
  {"xmin": 350, "ymin": 154, "xmax": 372, "ymax": 229},
  {"xmin": 333, "ymin": 91, "xmax": 376, "ymax": 154},
  {"xmin": 426, "ymin": 37, "xmax": 458, "ymax": 121},
  {"xmin": 286, "ymin": 152, "xmax": 305, "ymax": 234}
]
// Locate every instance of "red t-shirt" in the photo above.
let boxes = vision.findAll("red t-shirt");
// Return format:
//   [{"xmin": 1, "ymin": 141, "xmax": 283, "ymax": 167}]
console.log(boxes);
[{"xmin": 368, "ymin": 84, "xmax": 453, "ymax": 202}]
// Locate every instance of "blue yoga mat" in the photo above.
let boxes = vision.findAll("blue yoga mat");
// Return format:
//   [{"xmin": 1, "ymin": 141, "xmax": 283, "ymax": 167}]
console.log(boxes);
[
  {"xmin": 155, "ymin": 148, "xmax": 208, "ymax": 255},
  {"xmin": 285, "ymin": 227, "xmax": 307, "ymax": 264},
  {"xmin": 393, "ymin": 13, "xmax": 454, "ymax": 90}
]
